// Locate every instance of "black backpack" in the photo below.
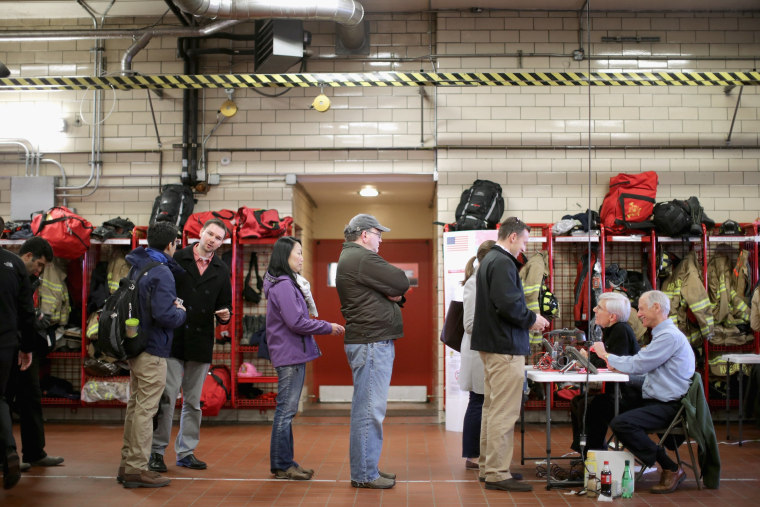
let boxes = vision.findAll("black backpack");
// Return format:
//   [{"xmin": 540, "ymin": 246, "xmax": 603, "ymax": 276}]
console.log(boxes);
[
  {"xmin": 149, "ymin": 184, "xmax": 195, "ymax": 230},
  {"xmin": 454, "ymin": 179, "xmax": 505, "ymax": 230},
  {"xmin": 652, "ymin": 200, "xmax": 692, "ymax": 237},
  {"xmin": 95, "ymin": 262, "xmax": 161, "ymax": 361}
]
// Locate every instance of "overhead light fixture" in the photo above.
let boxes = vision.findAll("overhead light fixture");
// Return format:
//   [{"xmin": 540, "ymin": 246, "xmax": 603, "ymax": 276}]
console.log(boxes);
[{"xmin": 359, "ymin": 186, "xmax": 379, "ymax": 197}]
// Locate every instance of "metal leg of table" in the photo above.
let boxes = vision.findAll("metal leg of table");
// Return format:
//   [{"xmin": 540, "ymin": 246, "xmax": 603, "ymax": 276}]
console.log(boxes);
[
  {"xmin": 726, "ymin": 360, "xmax": 732, "ymax": 440},
  {"xmin": 544, "ymin": 383, "xmax": 552, "ymax": 490},
  {"xmin": 738, "ymin": 370, "xmax": 744, "ymax": 446}
]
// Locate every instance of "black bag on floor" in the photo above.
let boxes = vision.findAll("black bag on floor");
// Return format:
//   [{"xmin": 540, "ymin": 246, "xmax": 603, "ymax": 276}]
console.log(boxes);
[
  {"xmin": 453, "ymin": 179, "xmax": 504, "ymax": 230},
  {"xmin": 149, "ymin": 184, "xmax": 195, "ymax": 230}
]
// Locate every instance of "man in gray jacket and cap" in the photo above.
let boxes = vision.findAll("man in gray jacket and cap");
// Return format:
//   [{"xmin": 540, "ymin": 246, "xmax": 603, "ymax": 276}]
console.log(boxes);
[{"xmin": 336, "ymin": 214, "xmax": 410, "ymax": 490}]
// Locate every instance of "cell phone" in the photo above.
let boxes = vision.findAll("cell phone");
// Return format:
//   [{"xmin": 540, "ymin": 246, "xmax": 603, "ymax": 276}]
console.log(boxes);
[{"xmin": 175, "ymin": 298, "xmax": 183, "ymax": 306}]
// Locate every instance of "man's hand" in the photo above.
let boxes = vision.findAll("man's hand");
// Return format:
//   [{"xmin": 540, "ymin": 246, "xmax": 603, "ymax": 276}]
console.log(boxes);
[
  {"xmin": 530, "ymin": 314, "xmax": 550, "ymax": 332},
  {"xmin": 330, "ymin": 323, "xmax": 345, "ymax": 335},
  {"xmin": 591, "ymin": 342, "xmax": 608, "ymax": 364},
  {"xmin": 215, "ymin": 308, "xmax": 231, "ymax": 321},
  {"xmin": 387, "ymin": 295, "xmax": 402, "ymax": 302},
  {"xmin": 18, "ymin": 351, "xmax": 32, "ymax": 371}
]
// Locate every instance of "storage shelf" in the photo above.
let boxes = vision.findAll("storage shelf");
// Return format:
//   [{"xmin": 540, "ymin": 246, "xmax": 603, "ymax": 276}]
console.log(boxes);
[
  {"xmin": 236, "ymin": 398, "xmax": 277, "ymax": 409},
  {"xmin": 237, "ymin": 376, "xmax": 278, "ymax": 384},
  {"xmin": 41, "ymin": 397, "xmax": 80, "ymax": 406}
]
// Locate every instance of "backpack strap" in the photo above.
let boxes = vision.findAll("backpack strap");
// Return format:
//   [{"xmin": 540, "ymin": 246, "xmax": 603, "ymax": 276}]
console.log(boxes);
[
  {"xmin": 209, "ymin": 367, "xmax": 231, "ymax": 399},
  {"xmin": 244, "ymin": 252, "xmax": 263, "ymax": 291}
]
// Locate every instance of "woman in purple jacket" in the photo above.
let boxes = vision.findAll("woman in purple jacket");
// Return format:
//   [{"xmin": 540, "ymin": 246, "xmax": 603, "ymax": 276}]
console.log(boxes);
[{"xmin": 263, "ymin": 237, "xmax": 344, "ymax": 480}]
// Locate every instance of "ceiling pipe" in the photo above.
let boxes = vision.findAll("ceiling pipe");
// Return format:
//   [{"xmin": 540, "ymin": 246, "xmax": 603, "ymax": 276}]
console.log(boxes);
[
  {"xmin": 121, "ymin": 19, "xmax": 240, "ymax": 74},
  {"xmin": 172, "ymin": 0, "xmax": 364, "ymax": 26}
]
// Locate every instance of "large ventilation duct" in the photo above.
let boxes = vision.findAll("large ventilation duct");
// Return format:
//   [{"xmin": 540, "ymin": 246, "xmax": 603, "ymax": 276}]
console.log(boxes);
[{"xmin": 172, "ymin": 0, "xmax": 364, "ymax": 26}]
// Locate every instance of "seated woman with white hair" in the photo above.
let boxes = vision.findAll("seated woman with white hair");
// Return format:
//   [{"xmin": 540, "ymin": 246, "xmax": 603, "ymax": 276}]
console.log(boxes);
[{"xmin": 570, "ymin": 291, "xmax": 641, "ymax": 455}]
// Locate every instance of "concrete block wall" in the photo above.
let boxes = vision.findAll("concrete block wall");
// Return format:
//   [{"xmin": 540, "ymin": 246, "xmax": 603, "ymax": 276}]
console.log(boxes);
[{"xmin": 1, "ymin": 9, "xmax": 758, "ymax": 421}]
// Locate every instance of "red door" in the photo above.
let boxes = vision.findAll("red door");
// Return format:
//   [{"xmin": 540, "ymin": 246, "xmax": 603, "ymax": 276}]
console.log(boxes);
[{"xmin": 312, "ymin": 239, "xmax": 433, "ymax": 398}]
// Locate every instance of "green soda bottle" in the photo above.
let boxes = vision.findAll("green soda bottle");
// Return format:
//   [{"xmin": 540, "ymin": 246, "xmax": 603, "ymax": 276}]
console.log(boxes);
[{"xmin": 621, "ymin": 459, "xmax": 634, "ymax": 498}]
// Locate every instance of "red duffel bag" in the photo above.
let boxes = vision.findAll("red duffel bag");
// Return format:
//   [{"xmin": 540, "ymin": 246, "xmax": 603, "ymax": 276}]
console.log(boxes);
[
  {"xmin": 183, "ymin": 210, "xmax": 236, "ymax": 239},
  {"xmin": 200, "ymin": 366, "xmax": 231, "ymax": 417},
  {"xmin": 31, "ymin": 206, "xmax": 93, "ymax": 259},
  {"xmin": 237, "ymin": 207, "xmax": 293, "ymax": 239}
]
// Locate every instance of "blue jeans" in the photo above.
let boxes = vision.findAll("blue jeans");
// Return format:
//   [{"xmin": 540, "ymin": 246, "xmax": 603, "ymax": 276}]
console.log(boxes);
[
  {"xmin": 270, "ymin": 363, "xmax": 306, "ymax": 472},
  {"xmin": 345, "ymin": 340, "xmax": 395, "ymax": 483}
]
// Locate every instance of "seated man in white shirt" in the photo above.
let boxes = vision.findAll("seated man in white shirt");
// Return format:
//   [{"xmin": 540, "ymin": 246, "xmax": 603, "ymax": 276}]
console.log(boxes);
[{"xmin": 592, "ymin": 290, "xmax": 695, "ymax": 495}]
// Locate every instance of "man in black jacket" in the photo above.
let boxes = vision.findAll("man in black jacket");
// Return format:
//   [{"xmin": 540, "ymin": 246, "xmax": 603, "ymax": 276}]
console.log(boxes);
[
  {"xmin": 5, "ymin": 237, "xmax": 64, "ymax": 471},
  {"xmin": 471, "ymin": 217, "xmax": 549, "ymax": 492},
  {"xmin": 149, "ymin": 218, "xmax": 232, "ymax": 473},
  {"xmin": 0, "ymin": 243, "xmax": 37, "ymax": 489}
]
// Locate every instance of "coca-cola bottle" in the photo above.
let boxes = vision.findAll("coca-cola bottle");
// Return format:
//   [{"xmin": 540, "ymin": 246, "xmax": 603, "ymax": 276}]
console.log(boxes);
[{"xmin": 600, "ymin": 460, "xmax": 612, "ymax": 497}]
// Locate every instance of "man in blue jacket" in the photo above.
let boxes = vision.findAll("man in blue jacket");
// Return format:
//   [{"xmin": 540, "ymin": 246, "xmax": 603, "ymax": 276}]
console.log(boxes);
[
  {"xmin": 118, "ymin": 222, "xmax": 187, "ymax": 489},
  {"xmin": 471, "ymin": 217, "xmax": 549, "ymax": 493}
]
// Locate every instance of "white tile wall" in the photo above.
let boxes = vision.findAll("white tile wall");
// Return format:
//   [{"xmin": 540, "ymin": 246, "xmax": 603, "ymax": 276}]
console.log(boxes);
[{"xmin": 1, "ymin": 10, "xmax": 758, "ymax": 421}]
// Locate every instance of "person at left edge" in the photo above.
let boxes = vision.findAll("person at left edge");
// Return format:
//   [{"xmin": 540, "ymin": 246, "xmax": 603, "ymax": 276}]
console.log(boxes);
[
  {"xmin": 5, "ymin": 237, "xmax": 65, "ymax": 471},
  {"xmin": 150, "ymin": 218, "xmax": 232, "ymax": 473},
  {"xmin": 263, "ymin": 236, "xmax": 344, "ymax": 480},
  {"xmin": 0, "ymin": 241, "xmax": 36, "ymax": 490}
]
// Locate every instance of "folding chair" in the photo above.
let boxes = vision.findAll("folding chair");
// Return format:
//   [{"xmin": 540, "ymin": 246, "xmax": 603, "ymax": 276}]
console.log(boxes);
[{"xmin": 634, "ymin": 397, "xmax": 701, "ymax": 489}]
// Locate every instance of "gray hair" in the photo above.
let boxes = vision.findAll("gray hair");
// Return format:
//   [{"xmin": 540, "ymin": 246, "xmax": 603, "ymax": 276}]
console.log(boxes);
[
  {"xmin": 598, "ymin": 292, "xmax": 631, "ymax": 322},
  {"xmin": 640, "ymin": 290, "xmax": 671, "ymax": 316}
]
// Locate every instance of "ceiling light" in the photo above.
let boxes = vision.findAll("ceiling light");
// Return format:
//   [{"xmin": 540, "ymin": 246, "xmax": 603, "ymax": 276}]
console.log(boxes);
[{"xmin": 359, "ymin": 186, "xmax": 379, "ymax": 197}]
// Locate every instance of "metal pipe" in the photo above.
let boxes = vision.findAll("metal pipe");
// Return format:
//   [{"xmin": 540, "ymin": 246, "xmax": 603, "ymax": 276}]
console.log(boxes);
[
  {"xmin": 726, "ymin": 86, "xmax": 744, "ymax": 145},
  {"xmin": 172, "ymin": 0, "xmax": 364, "ymax": 26},
  {"xmin": 0, "ymin": 139, "xmax": 34, "ymax": 175},
  {"xmin": 120, "ymin": 20, "xmax": 240, "ymax": 74}
]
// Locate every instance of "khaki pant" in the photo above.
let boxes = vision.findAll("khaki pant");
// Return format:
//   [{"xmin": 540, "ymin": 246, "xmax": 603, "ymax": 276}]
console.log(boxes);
[
  {"xmin": 478, "ymin": 352, "xmax": 524, "ymax": 482},
  {"xmin": 120, "ymin": 352, "xmax": 167, "ymax": 474}
]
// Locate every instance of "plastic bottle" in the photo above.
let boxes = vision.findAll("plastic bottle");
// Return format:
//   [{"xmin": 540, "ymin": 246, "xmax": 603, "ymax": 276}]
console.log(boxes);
[
  {"xmin": 600, "ymin": 460, "xmax": 612, "ymax": 497},
  {"xmin": 621, "ymin": 459, "xmax": 634, "ymax": 498},
  {"xmin": 585, "ymin": 457, "xmax": 597, "ymax": 497},
  {"xmin": 586, "ymin": 473, "xmax": 598, "ymax": 498}
]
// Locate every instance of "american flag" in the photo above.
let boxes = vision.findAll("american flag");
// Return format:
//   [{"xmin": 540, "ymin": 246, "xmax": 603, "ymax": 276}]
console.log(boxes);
[{"xmin": 446, "ymin": 235, "xmax": 469, "ymax": 252}]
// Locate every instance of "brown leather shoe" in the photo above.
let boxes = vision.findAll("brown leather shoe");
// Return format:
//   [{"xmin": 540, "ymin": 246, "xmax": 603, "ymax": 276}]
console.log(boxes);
[
  {"xmin": 485, "ymin": 478, "xmax": 533, "ymax": 492},
  {"xmin": 651, "ymin": 467, "xmax": 685, "ymax": 494},
  {"xmin": 122, "ymin": 470, "xmax": 171, "ymax": 488}
]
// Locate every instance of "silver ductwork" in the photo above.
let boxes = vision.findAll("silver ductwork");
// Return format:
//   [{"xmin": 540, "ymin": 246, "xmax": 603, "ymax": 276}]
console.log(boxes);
[{"xmin": 173, "ymin": 0, "xmax": 364, "ymax": 26}]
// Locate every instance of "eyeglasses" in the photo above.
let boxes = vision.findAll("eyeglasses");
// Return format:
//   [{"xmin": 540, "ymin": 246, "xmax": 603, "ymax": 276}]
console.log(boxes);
[{"xmin": 365, "ymin": 230, "xmax": 382, "ymax": 239}]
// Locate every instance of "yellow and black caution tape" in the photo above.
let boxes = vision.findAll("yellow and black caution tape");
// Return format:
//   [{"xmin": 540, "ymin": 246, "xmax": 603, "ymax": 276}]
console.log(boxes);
[{"xmin": 0, "ymin": 71, "xmax": 758, "ymax": 91}]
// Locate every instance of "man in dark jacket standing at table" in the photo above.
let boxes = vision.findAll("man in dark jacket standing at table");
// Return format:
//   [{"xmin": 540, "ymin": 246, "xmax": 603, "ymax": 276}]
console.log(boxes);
[
  {"xmin": 336, "ymin": 214, "xmax": 409, "ymax": 490},
  {"xmin": 119, "ymin": 222, "xmax": 187, "ymax": 488},
  {"xmin": 471, "ymin": 217, "xmax": 549, "ymax": 493},
  {"xmin": 150, "ymin": 218, "xmax": 232, "ymax": 473}
]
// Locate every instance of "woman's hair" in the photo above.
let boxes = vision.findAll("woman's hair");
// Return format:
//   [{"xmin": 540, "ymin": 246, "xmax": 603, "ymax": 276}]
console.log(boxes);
[
  {"xmin": 461, "ymin": 239, "xmax": 496, "ymax": 285},
  {"xmin": 598, "ymin": 291, "xmax": 631, "ymax": 323},
  {"xmin": 267, "ymin": 236, "xmax": 302, "ymax": 282}
]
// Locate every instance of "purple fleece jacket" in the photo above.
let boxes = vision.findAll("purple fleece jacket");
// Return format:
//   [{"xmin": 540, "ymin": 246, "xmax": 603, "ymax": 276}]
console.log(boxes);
[{"xmin": 263, "ymin": 272, "xmax": 333, "ymax": 368}]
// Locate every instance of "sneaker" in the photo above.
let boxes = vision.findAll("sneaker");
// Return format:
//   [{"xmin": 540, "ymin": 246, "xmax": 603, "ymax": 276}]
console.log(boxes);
[
  {"xmin": 122, "ymin": 470, "xmax": 171, "ymax": 489},
  {"xmin": 176, "ymin": 454, "xmax": 207, "ymax": 470},
  {"xmin": 351, "ymin": 476, "xmax": 396, "ymax": 489},
  {"xmin": 116, "ymin": 465, "xmax": 125, "ymax": 484},
  {"xmin": 274, "ymin": 466, "xmax": 311, "ymax": 480},
  {"xmin": 296, "ymin": 465, "xmax": 314, "ymax": 478},
  {"xmin": 149, "ymin": 453, "xmax": 167, "ymax": 473},
  {"xmin": 20, "ymin": 463, "xmax": 31, "ymax": 472},
  {"xmin": 379, "ymin": 470, "xmax": 396, "ymax": 480},
  {"xmin": 30, "ymin": 455, "xmax": 64, "ymax": 467}
]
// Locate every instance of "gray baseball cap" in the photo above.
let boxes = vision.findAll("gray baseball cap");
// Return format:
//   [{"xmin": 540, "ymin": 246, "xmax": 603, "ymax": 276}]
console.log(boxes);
[{"xmin": 345, "ymin": 214, "xmax": 391, "ymax": 234}]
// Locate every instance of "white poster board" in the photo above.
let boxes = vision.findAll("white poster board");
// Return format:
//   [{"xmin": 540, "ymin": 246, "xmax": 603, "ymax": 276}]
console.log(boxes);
[{"xmin": 442, "ymin": 230, "xmax": 498, "ymax": 431}]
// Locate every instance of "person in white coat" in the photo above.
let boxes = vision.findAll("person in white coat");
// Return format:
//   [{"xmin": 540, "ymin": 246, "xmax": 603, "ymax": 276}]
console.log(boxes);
[{"xmin": 458, "ymin": 240, "xmax": 494, "ymax": 469}]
